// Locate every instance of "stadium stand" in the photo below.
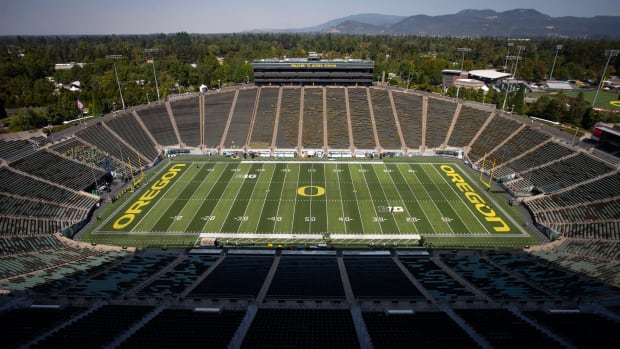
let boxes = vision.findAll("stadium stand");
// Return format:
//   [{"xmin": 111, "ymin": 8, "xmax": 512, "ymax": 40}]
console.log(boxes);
[
  {"xmin": 447, "ymin": 104, "xmax": 492, "ymax": 148},
  {"xmin": 50, "ymin": 138, "xmax": 129, "ymax": 177},
  {"xmin": 76, "ymin": 123, "xmax": 143, "ymax": 169},
  {"xmin": 169, "ymin": 96, "xmax": 201, "ymax": 147},
  {"xmin": 301, "ymin": 87, "xmax": 324, "ymax": 150},
  {"xmin": 391, "ymin": 90, "xmax": 424, "ymax": 149},
  {"xmin": 325, "ymin": 87, "xmax": 351, "ymax": 150},
  {"xmin": 468, "ymin": 114, "xmax": 522, "ymax": 163},
  {"xmin": 203, "ymin": 90, "xmax": 235, "ymax": 149},
  {"xmin": 348, "ymin": 87, "xmax": 376, "ymax": 150},
  {"xmin": 0, "ymin": 136, "xmax": 45, "ymax": 162},
  {"xmin": 344, "ymin": 256, "xmax": 424, "ymax": 299},
  {"xmin": 370, "ymin": 88, "xmax": 401, "ymax": 150},
  {"xmin": 249, "ymin": 87, "xmax": 279, "ymax": 149},
  {"xmin": 425, "ymin": 97, "xmax": 456, "ymax": 149},
  {"xmin": 275, "ymin": 87, "xmax": 301, "ymax": 149},
  {"xmin": 105, "ymin": 113, "xmax": 159, "ymax": 160},
  {"xmin": 399, "ymin": 256, "xmax": 478, "ymax": 300},
  {"xmin": 9, "ymin": 150, "xmax": 105, "ymax": 191},
  {"xmin": 267, "ymin": 255, "xmax": 345, "ymax": 299},
  {"xmin": 134, "ymin": 103, "xmax": 179, "ymax": 146},
  {"xmin": 478, "ymin": 126, "xmax": 550, "ymax": 171},
  {"xmin": 224, "ymin": 88, "xmax": 257, "ymax": 149}
]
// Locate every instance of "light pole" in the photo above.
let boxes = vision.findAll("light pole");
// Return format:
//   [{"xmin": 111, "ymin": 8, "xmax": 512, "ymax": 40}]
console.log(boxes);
[
  {"xmin": 549, "ymin": 45, "xmax": 563, "ymax": 81},
  {"xmin": 511, "ymin": 46, "xmax": 526, "ymax": 78},
  {"xmin": 592, "ymin": 49, "xmax": 619, "ymax": 108},
  {"xmin": 504, "ymin": 42, "xmax": 514, "ymax": 72},
  {"xmin": 144, "ymin": 48, "xmax": 161, "ymax": 102},
  {"xmin": 455, "ymin": 47, "xmax": 471, "ymax": 99},
  {"xmin": 502, "ymin": 46, "xmax": 525, "ymax": 111},
  {"xmin": 106, "ymin": 55, "xmax": 126, "ymax": 112}
]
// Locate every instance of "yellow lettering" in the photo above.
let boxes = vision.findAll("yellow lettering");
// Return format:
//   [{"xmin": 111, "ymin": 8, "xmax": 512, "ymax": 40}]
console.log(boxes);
[
  {"xmin": 151, "ymin": 179, "xmax": 169, "ymax": 190},
  {"xmin": 127, "ymin": 200, "xmax": 150, "ymax": 214},
  {"xmin": 486, "ymin": 216, "xmax": 511, "ymax": 232},
  {"xmin": 465, "ymin": 192, "xmax": 485, "ymax": 205},
  {"xmin": 113, "ymin": 214, "xmax": 135, "ymax": 229},
  {"xmin": 475, "ymin": 203, "xmax": 496, "ymax": 217},
  {"xmin": 456, "ymin": 182, "xmax": 474, "ymax": 193},
  {"xmin": 140, "ymin": 189, "xmax": 159, "ymax": 201},
  {"xmin": 440, "ymin": 165, "xmax": 455, "ymax": 173}
]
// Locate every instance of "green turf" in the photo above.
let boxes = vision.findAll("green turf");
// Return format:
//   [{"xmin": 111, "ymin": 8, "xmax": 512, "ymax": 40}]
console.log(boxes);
[{"xmin": 81, "ymin": 159, "xmax": 539, "ymax": 249}]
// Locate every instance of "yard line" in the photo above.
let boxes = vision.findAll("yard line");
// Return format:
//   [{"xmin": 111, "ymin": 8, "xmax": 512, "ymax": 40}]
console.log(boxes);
[
  {"xmin": 382, "ymin": 163, "xmax": 420, "ymax": 235},
  {"xmin": 216, "ymin": 163, "xmax": 263, "ymax": 234},
  {"xmin": 334, "ymin": 163, "xmax": 348, "ymax": 234},
  {"xmin": 397, "ymin": 164, "xmax": 453, "ymax": 233},
  {"xmin": 246, "ymin": 162, "xmax": 277, "ymax": 234},
  {"xmin": 356, "ymin": 163, "xmax": 384, "ymax": 235},
  {"xmin": 237, "ymin": 163, "xmax": 272, "ymax": 234},
  {"xmin": 208, "ymin": 162, "xmax": 253, "ymax": 233}
]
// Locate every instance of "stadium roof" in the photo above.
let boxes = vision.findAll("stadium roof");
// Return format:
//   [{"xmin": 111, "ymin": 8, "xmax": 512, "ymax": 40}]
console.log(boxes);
[
  {"xmin": 468, "ymin": 70, "xmax": 511, "ymax": 80},
  {"xmin": 546, "ymin": 80, "xmax": 574, "ymax": 90}
]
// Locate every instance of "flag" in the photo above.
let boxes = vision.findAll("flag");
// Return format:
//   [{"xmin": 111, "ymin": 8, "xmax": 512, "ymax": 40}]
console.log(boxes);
[{"xmin": 77, "ymin": 99, "xmax": 84, "ymax": 110}]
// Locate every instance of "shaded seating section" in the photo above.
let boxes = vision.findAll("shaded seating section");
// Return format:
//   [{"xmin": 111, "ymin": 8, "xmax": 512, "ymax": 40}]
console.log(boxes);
[
  {"xmin": 0, "ymin": 193, "xmax": 90, "ymax": 223},
  {"xmin": 204, "ymin": 91, "xmax": 235, "ymax": 148},
  {"xmin": 502, "ymin": 141, "xmax": 574, "ymax": 174},
  {"xmin": 370, "ymin": 88, "xmax": 401, "ymax": 150},
  {"xmin": 76, "ymin": 123, "xmax": 143, "ymax": 169},
  {"xmin": 447, "ymin": 105, "xmax": 490, "ymax": 148},
  {"xmin": 276, "ymin": 88, "xmax": 301, "ymax": 148},
  {"xmin": 480, "ymin": 127, "xmax": 550, "ymax": 171},
  {"xmin": 391, "ymin": 91, "xmax": 423, "ymax": 149},
  {"xmin": 249, "ymin": 87, "xmax": 278, "ymax": 148},
  {"xmin": 136, "ymin": 255, "xmax": 217, "ymax": 298},
  {"xmin": 468, "ymin": 115, "xmax": 521, "ymax": 163},
  {"xmin": 455, "ymin": 309, "xmax": 563, "ymax": 349},
  {"xmin": 344, "ymin": 256, "xmax": 424, "ymax": 299},
  {"xmin": 170, "ymin": 97, "xmax": 201, "ymax": 147},
  {"xmin": 302, "ymin": 87, "xmax": 324, "ymax": 149},
  {"xmin": 224, "ymin": 88, "xmax": 256, "ymax": 149},
  {"xmin": 532, "ymin": 199, "xmax": 620, "ymax": 229},
  {"xmin": 521, "ymin": 153, "xmax": 615, "ymax": 193},
  {"xmin": 425, "ymin": 98, "xmax": 456, "ymax": 149},
  {"xmin": 530, "ymin": 248, "xmax": 620, "ymax": 286},
  {"xmin": 241, "ymin": 309, "xmax": 359, "ymax": 349},
  {"xmin": 0, "ymin": 234, "xmax": 63, "ymax": 255},
  {"xmin": 363, "ymin": 311, "xmax": 479, "ymax": 349},
  {"xmin": 0, "ymin": 217, "xmax": 65, "ymax": 236},
  {"xmin": 9, "ymin": 150, "xmax": 104, "ymax": 191},
  {"xmin": 187, "ymin": 255, "xmax": 273, "ymax": 298},
  {"xmin": 527, "ymin": 173, "xmax": 620, "ymax": 209},
  {"xmin": 440, "ymin": 253, "xmax": 549, "ymax": 301},
  {"xmin": 135, "ymin": 104, "xmax": 178, "ymax": 146},
  {"xmin": 0, "ymin": 137, "xmax": 44, "ymax": 162},
  {"xmin": 523, "ymin": 311, "xmax": 620, "ymax": 349},
  {"xmin": 105, "ymin": 113, "xmax": 159, "ymax": 160},
  {"xmin": 399, "ymin": 256, "xmax": 478, "ymax": 300},
  {"xmin": 0, "ymin": 167, "xmax": 97, "ymax": 210},
  {"xmin": 348, "ymin": 87, "xmax": 375, "ymax": 149},
  {"xmin": 325, "ymin": 87, "xmax": 350, "ymax": 149},
  {"xmin": 487, "ymin": 252, "xmax": 619, "ymax": 300},
  {"xmin": 31, "ymin": 305, "xmax": 154, "ymax": 349},
  {"xmin": 0, "ymin": 306, "xmax": 87, "ymax": 348},
  {"xmin": 60, "ymin": 252, "xmax": 177, "ymax": 297},
  {"xmin": 119, "ymin": 308, "xmax": 245, "ymax": 349},
  {"xmin": 551, "ymin": 238, "xmax": 619, "ymax": 260},
  {"xmin": 50, "ymin": 138, "xmax": 129, "ymax": 177},
  {"xmin": 547, "ymin": 221, "xmax": 620, "ymax": 241},
  {"xmin": 267, "ymin": 256, "xmax": 345, "ymax": 299}
]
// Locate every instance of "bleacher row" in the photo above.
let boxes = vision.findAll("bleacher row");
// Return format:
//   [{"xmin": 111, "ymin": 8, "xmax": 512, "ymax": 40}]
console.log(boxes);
[{"xmin": 0, "ymin": 244, "xmax": 618, "ymax": 348}]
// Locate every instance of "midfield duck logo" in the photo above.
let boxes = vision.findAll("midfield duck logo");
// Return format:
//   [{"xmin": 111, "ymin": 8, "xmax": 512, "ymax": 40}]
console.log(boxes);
[
  {"xmin": 113, "ymin": 163, "xmax": 187, "ymax": 230},
  {"xmin": 439, "ymin": 165, "xmax": 510, "ymax": 233}
]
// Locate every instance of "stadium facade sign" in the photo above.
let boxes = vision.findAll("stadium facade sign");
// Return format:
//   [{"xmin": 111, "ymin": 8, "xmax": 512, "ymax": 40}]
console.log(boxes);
[
  {"xmin": 112, "ymin": 163, "xmax": 187, "ymax": 230},
  {"xmin": 440, "ymin": 165, "xmax": 510, "ymax": 232}
]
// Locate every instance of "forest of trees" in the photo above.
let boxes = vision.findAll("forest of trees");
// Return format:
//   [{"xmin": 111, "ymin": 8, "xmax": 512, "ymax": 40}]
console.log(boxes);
[{"xmin": 0, "ymin": 33, "xmax": 618, "ymax": 132}]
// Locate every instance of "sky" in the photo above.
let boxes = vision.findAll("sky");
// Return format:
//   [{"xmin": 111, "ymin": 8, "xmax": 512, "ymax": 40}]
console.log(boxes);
[{"xmin": 1, "ymin": 0, "xmax": 619, "ymax": 35}]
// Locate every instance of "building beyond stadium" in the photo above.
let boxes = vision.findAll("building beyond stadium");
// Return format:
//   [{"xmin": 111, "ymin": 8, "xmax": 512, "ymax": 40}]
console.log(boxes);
[{"xmin": 253, "ymin": 56, "xmax": 374, "ymax": 86}]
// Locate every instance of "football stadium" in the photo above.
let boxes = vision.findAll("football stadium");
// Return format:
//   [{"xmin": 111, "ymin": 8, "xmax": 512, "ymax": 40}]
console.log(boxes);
[{"xmin": 1, "ymin": 70, "xmax": 619, "ymax": 347}]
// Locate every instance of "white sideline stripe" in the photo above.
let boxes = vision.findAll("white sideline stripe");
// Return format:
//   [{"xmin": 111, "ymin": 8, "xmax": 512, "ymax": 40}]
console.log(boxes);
[{"xmin": 199, "ymin": 233, "xmax": 421, "ymax": 240}]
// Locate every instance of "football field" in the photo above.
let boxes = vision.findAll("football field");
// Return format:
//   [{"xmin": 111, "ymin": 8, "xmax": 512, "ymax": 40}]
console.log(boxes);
[{"xmin": 86, "ymin": 159, "xmax": 536, "ymax": 248}]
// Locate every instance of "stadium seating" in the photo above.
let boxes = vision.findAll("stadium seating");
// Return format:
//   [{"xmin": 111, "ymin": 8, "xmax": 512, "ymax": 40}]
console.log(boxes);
[
  {"xmin": 425, "ymin": 97, "xmax": 457, "ymax": 149},
  {"xmin": 370, "ymin": 88, "xmax": 402, "ymax": 150},
  {"xmin": 50, "ymin": 138, "xmax": 129, "ymax": 177},
  {"xmin": 275, "ymin": 87, "xmax": 301, "ymax": 148},
  {"xmin": 169, "ymin": 96, "xmax": 201, "ymax": 147},
  {"xmin": 134, "ymin": 103, "xmax": 179, "ymax": 146},
  {"xmin": 447, "ymin": 104, "xmax": 491, "ymax": 148},
  {"xmin": 325, "ymin": 87, "xmax": 351, "ymax": 149},
  {"xmin": 267, "ymin": 255, "xmax": 345, "ymax": 299},
  {"xmin": 468, "ymin": 114, "xmax": 522, "ymax": 163},
  {"xmin": 76, "ymin": 123, "xmax": 143, "ymax": 168},
  {"xmin": 249, "ymin": 87, "xmax": 279, "ymax": 148},
  {"xmin": 0, "ymin": 137, "xmax": 45, "ymax": 162},
  {"xmin": 391, "ymin": 90, "xmax": 424, "ymax": 149},
  {"xmin": 224, "ymin": 88, "xmax": 257, "ymax": 149},
  {"xmin": 344, "ymin": 256, "xmax": 424, "ymax": 299},
  {"xmin": 399, "ymin": 256, "xmax": 478, "ymax": 300},
  {"xmin": 105, "ymin": 113, "xmax": 159, "ymax": 160},
  {"xmin": 301, "ymin": 87, "xmax": 325, "ymax": 149},
  {"xmin": 204, "ymin": 90, "xmax": 235, "ymax": 149},
  {"xmin": 348, "ymin": 87, "xmax": 376, "ymax": 149},
  {"xmin": 479, "ymin": 126, "xmax": 550, "ymax": 171}
]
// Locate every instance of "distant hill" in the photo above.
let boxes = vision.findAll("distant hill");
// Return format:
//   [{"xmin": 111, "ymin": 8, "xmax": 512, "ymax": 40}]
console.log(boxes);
[{"xmin": 257, "ymin": 9, "xmax": 620, "ymax": 38}]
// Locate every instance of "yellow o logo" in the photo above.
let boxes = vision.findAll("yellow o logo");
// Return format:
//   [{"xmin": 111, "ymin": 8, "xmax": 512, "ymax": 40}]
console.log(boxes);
[{"xmin": 297, "ymin": 186, "xmax": 325, "ymax": 197}]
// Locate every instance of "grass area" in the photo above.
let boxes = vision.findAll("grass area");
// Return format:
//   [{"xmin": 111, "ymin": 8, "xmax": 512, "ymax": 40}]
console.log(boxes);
[
  {"xmin": 81, "ymin": 159, "xmax": 539, "ymax": 250},
  {"xmin": 529, "ymin": 90, "xmax": 620, "ymax": 110}
]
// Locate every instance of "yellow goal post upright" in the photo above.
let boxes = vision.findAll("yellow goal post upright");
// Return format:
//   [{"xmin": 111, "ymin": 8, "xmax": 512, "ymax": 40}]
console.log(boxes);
[{"xmin": 479, "ymin": 152, "xmax": 496, "ymax": 189}]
